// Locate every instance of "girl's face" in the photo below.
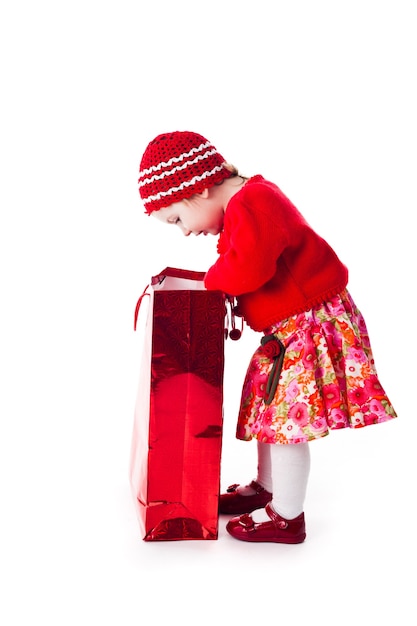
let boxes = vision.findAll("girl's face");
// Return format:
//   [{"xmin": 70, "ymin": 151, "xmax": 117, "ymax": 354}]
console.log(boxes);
[{"xmin": 153, "ymin": 191, "xmax": 225, "ymax": 237}]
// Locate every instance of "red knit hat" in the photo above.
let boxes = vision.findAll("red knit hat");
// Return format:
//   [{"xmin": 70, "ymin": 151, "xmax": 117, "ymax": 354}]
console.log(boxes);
[{"xmin": 138, "ymin": 131, "xmax": 232, "ymax": 214}]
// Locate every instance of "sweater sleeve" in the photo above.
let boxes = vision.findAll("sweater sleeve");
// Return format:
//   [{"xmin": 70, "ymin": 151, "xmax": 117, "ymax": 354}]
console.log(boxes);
[{"xmin": 204, "ymin": 189, "xmax": 289, "ymax": 295}]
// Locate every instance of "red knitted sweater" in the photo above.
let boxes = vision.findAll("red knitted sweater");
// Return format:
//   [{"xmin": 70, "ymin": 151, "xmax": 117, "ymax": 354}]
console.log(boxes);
[{"xmin": 204, "ymin": 175, "xmax": 348, "ymax": 331}]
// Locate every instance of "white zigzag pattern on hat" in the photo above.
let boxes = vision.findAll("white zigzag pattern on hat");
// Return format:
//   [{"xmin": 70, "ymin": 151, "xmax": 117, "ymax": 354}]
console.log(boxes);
[
  {"xmin": 139, "ymin": 141, "xmax": 214, "ymax": 177},
  {"xmin": 138, "ymin": 149, "xmax": 218, "ymax": 188},
  {"xmin": 142, "ymin": 166, "xmax": 224, "ymax": 204}
]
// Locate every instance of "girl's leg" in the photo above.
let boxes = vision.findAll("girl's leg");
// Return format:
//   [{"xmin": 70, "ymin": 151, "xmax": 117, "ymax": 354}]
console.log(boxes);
[
  {"xmin": 233, "ymin": 440, "xmax": 272, "ymax": 495},
  {"xmin": 219, "ymin": 441, "xmax": 273, "ymax": 514},
  {"xmin": 256, "ymin": 440, "xmax": 273, "ymax": 492},
  {"xmin": 251, "ymin": 442, "xmax": 310, "ymax": 522}
]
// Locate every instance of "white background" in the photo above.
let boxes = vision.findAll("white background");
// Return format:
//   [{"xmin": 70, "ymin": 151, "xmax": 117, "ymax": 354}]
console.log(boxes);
[{"xmin": 1, "ymin": 1, "xmax": 415, "ymax": 624}]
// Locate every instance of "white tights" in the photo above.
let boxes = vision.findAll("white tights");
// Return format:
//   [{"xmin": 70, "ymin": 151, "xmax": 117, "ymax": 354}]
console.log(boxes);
[{"xmin": 252, "ymin": 440, "xmax": 311, "ymax": 522}]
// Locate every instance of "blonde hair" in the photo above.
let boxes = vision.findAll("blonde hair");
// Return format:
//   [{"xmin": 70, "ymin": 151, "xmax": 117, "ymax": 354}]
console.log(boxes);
[
  {"xmin": 223, "ymin": 163, "xmax": 248, "ymax": 184},
  {"xmin": 223, "ymin": 163, "xmax": 239, "ymax": 176}
]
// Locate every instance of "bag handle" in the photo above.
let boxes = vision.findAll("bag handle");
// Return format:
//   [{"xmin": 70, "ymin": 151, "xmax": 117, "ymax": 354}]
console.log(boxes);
[{"xmin": 133, "ymin": 284, "xmax": 150, "ymax": 331}]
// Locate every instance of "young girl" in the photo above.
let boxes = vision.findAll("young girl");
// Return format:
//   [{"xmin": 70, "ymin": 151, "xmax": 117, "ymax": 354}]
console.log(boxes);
[{"xmin": 138, "ymin": 130, "xmax": 397, "ymax": 544}]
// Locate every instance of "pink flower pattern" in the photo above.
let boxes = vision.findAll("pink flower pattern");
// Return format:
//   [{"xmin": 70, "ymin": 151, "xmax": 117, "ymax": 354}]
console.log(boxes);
[{"xmin": 236, "ymin": 290, "xmax": 397, "ymax": 444}]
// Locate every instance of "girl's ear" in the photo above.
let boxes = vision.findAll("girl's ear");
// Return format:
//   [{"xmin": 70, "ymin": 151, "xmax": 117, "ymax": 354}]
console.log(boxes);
[
  {"xmin": 184, "ymin": 188, "xmax": 209, "ymax": 205},
  {"xmin": 194, "ymin": 187, "xmax": 209, "ymax": 199},
  {"xmin": 198, "ymin": 187, "xmax": 209, "ymax": 199}
]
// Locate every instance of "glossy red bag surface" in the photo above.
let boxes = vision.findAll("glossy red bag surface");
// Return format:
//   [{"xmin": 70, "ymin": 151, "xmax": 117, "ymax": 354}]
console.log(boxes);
[{"xmin": 130, "ymin": 268, "xmax": 226, "ymax": 541}]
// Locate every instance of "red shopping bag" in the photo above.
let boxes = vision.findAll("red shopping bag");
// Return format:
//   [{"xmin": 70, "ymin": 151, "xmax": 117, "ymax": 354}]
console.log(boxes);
[{"xmin": 130, "ymin": 268, "xmax": 227, "ymax": 541}]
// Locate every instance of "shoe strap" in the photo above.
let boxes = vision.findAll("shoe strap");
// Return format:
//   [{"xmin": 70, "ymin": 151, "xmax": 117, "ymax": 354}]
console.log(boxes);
[
  {"xmin": 249, "ymin": 480, "xmax": 266, "ymax": 494},
  {"xmin": 265, "ymin": 503, "xmax": 289, "ymax": 529}
]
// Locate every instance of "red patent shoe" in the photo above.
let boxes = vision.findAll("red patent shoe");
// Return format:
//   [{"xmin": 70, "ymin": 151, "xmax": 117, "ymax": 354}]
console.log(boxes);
[
  {"xmin": 226, "ymin": 502, "xmax": 306, "ymax": 544},
  {"xmin": 219, "ymin": 480, "xmax": 272, "ymax": 515}
]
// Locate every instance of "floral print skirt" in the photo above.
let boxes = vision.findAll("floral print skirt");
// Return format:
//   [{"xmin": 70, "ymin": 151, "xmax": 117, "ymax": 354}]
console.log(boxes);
[{"xmin": 236, "ymin": 290, "xmax": 397, "ymax": 444}]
